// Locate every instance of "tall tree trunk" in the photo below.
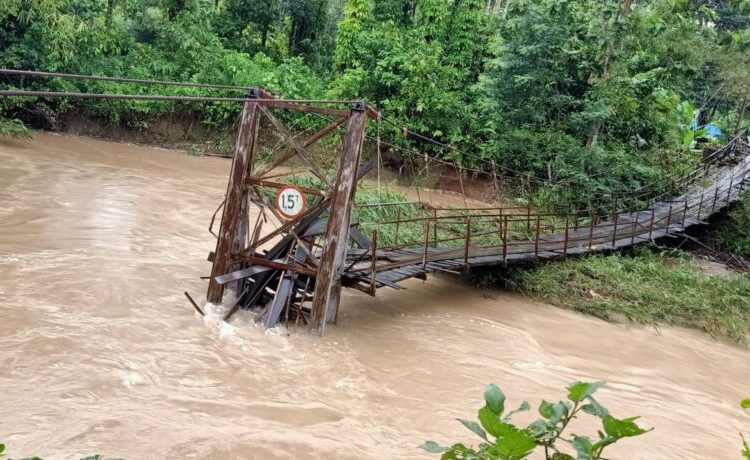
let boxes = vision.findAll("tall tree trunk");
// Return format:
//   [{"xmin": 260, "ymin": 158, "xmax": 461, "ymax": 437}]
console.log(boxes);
[
  {"xmin": 289, "ymin": 19, "xmax": 300, "ymax": 55},
  {"xmin": 106, "ymin": 0, "xmax": 116, "ymax": 26},
  {"xmin": 697, "ymin": 98, "xmax": 717, "ymax": 127},
  {"xmin": 734, "ymin": 99, "xmax": 747, "ymax": 135},
  {"xmin": 585, "ymin": 0, "xmax": 632, "ymax": 149}
]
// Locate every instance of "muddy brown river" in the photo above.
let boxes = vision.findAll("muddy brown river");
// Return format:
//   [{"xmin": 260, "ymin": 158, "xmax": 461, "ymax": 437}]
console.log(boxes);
[{"xmin": 1, "ymin": 133, "xmax": 749, "ymax": 459}]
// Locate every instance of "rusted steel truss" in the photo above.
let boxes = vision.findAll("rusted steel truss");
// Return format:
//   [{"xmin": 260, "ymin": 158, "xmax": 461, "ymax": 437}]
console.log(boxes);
[{"xmin": 205, "ymin": 88, "xmax": 378, "ymax": 335}]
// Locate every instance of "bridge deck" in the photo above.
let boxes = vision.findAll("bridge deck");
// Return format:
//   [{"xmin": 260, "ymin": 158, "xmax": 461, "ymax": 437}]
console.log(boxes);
[{"xmin": 341, "ymin": 154, "xmax": 750, "ymax": 292}]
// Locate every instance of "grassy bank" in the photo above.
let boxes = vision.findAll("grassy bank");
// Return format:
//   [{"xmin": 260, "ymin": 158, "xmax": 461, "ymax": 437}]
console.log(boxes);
[
  {"xmin": 707, "ymin": 194, "xmax": 750, "ymax": 258},
  {"xmin": 473, "ymin": 248, "xmax": 750, "ymax": 344}
]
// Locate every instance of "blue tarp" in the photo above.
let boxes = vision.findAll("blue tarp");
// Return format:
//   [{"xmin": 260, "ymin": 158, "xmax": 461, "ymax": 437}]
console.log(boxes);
[{"xmin": 691, "ymin": 121, "xmax": 722, "ymax": 137}]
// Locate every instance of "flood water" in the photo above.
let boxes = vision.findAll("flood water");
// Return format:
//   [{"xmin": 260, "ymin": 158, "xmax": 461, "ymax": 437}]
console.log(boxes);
[{"xmin": 1, "ymin": 132, "xmax": 749, "ymax": 459}]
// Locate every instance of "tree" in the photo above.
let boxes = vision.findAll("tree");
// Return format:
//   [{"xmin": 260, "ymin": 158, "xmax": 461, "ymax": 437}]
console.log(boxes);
[
  {"xmin": 225, "ymin": 0, "xmax": 281, "ymax": 48},
  {"xmin": 717, "ymin": 29, "xmax": 750, "ymax": 133},
  {"xmin": 332, "ymin": 0, "xmax": 371, "ymax": 71},
  {"xmin": 373, "ymin": 0, "xmax": 417, "ymax": 25},
  {"xmin": 284, "ymin": 0, "xmax": 328, "ymax": 57}
]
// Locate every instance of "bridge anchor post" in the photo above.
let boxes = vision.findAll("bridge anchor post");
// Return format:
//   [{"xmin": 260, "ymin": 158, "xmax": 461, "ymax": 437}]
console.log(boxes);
[
  {"xmin": 309, "ymin": 101, "xmax": 368, "ymax": 335},
  {"xmin": 206, "ymin": 89, "xmax": 260, "ymax": 304}
]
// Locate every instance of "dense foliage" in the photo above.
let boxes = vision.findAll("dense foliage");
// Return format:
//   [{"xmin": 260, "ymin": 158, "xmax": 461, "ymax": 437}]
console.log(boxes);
[
  {"xmin": 423, "ymin": 381, "xmax": 650, "ymax": 459},
  {"xmin": 1, "ymin": 0, "xmax": 749, "ymax": 204}
]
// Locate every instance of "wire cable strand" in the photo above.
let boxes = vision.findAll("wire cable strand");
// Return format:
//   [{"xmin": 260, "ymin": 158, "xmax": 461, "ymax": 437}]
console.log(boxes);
[
  {"xmin": 0, "ymin": 89, "xmax": 355, "ymax": 105},
  {"xmin": 0, "ymin": 68, "xmax": 249, "ymax": 90}
]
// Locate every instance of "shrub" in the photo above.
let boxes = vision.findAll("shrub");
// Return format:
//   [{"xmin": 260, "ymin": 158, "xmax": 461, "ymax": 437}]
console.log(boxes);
[{"xmin": 0, "ymin": 119, "xmax": 31, "ymax": 139}]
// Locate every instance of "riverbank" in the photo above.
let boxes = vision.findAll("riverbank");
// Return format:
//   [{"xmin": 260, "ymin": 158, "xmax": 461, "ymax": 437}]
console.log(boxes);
[{"xmin": 473, "ymin": 249, "xmax": 750, "ymax": 344}]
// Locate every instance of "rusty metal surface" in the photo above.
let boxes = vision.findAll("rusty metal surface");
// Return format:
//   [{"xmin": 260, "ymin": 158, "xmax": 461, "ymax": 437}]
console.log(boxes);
[
  {"xmin": 309, "ymin": 104, "xmax": 368, "ymax": 335},
  {"xmin": 206, "ymin": 98, "xmax": 261, "ymax": 303}
]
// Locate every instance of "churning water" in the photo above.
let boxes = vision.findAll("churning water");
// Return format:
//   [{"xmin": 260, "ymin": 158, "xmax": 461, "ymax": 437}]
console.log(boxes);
[{"xmin": 1, "ymin": 133, "xmax": 748, "ymax": 459}]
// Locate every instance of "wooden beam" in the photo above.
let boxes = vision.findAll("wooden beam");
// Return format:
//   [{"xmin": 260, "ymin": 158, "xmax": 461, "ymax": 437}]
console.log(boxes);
[
  {"xmin": 215, "ymin": 265, "xmax": 274, "ymax": 285},
  {"xmin": 207, "ymin": 90, "xmax": 261, "ymax": 304},
  {"xmin": 231, "ymin": 256, "xmax": 318, "ymax": 277},
  {"xmin": 309, "ymin": 102, "xmax": 368, "ymax": 335},
  {"xmin": 253, "ymin": 115, "xmax": 349, "ymax": 179}
]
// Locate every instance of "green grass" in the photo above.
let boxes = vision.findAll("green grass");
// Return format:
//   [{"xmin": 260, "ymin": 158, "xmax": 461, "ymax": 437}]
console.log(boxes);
[
  {"xmin": 268, "ymin": 174, "xmax": 514, "ymax": 248},
  {"xmin": 474, "ymin": 248, "xmax": 750, "ymax": 344},
  {"xmin": 708, "ymin": 193, "xmax": 750, "ymax": 257},
  {"xmin": 0, "ymin": 118, "xmax": 31, "ymax": 139}
]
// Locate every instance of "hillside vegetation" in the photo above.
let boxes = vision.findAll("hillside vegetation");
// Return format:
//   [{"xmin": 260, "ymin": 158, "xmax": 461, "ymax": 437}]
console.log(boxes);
[{"xmin": 1, "ymin": 0, "xmax": 749, "ymax": 207}]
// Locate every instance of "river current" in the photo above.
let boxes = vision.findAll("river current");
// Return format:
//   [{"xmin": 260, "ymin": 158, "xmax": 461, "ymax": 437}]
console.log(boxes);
[{"xmin": 1, "ymin": 133, "xmax": 748, "ymax": 459}]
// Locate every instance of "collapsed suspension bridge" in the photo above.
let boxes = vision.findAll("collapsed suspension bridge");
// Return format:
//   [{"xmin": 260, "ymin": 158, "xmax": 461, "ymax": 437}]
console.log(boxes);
[{"xmin": 2, "ymin": 68, "xmax": 749, "ymax": 336}]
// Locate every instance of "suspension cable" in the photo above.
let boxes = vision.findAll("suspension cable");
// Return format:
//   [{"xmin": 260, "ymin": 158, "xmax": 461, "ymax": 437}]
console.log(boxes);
[
  {"xmin": 0, "ymin": 89, "xmax": 355, "ymax": 105},
  {"xmin": 0, "ymin": 68, "xmax": 249, "ymax": 90}
]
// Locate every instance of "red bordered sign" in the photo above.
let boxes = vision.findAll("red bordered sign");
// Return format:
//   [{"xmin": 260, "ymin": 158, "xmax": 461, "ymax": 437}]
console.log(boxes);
[{"xmin": 275, "ymin": 185, "xmax": 307, "ymax": 220}]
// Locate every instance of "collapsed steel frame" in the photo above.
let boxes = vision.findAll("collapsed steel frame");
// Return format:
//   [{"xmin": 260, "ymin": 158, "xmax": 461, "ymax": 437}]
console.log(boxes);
[{"xmin": 204, "ymin": 88, "xmax": 380, "ymax": 335}]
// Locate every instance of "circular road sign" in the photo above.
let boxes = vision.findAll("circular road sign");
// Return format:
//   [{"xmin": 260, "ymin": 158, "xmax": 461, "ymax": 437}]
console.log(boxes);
[{"xmin": 275, "ymin": 185, "xmax": 307, "ymax": 219}]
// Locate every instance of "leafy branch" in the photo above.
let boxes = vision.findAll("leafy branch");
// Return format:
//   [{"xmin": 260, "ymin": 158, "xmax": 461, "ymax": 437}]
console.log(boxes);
[{"xmin": 422, "ymin": 381, "xmax": 651, "ymax": 460}]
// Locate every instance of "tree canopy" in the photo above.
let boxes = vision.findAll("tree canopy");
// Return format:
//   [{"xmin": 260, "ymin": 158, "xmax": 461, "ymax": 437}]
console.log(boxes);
[{"xmin": 1, "ymin": 0, "xmax": 749, "ymax": 206}]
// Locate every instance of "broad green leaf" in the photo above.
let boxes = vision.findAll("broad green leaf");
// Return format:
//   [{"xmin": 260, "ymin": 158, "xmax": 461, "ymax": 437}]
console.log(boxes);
[
  {"xmin": 420, "ymin": 441, "xmax": 446, "ymax": 453},
  {"xmin": 495, "ymin": 428, "xmax": 537, "ymax": 459},
  {"xmin": 591, "ymin": 436, "xmax": 617, "ymax": 455},
  {"xmin": 457, "ymin": 418, "xmax": 488, "ymax": 441},
  {"xmin": 0, "ymin": 443, "xmax": 4, "ymax": 454},
  {"xmin": 484, "ymin": 384, "xmax": 506, "ymax": 415},
  {"xmin": 478, "ymin": 405, "xmax": 513, "ymax": 438},
  {"xmin": 539, "ymin": 400, "xmax": 555, "ymax": 419},
  {"xmin": 539, "ymin": 400, "xmax": 569, "ymax": 423},
  {"xmin": 602, "ymin": 415, "xmax": 648, "ymax": 440},
  {"xmin": 527, "ymin": 419, "xmax": 556, "ymax": 442},
  {"xmin": 550, "ymin": 453, "xmax": 575, "ymax": 460},
  {"xmin": 581, "ymin": 396, "xmax": 609, "ymax": 418},
  {"xmin": 567, "ymin": 381, "xmax": 605, "ymax": 402},
  {"xmin": 573, "ymin": 436, "xmax": 595, "ymax": 460},
  {"xmin": 741, "ymin": 398, "xmax": 750, "ymax": 409},
  {"xmin": 442, "ymin": 443, "xmax": 481, "ymax": 460}
]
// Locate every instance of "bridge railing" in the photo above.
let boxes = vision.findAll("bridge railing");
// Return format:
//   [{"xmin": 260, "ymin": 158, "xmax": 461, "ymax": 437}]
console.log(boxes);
[
  {"xmin": 353, "ymin": 156, "xmax": 749, "ymax": 269},
  {"xmin": 395, "ymin": 134, "xmax": 748, "ymax": 220}
]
